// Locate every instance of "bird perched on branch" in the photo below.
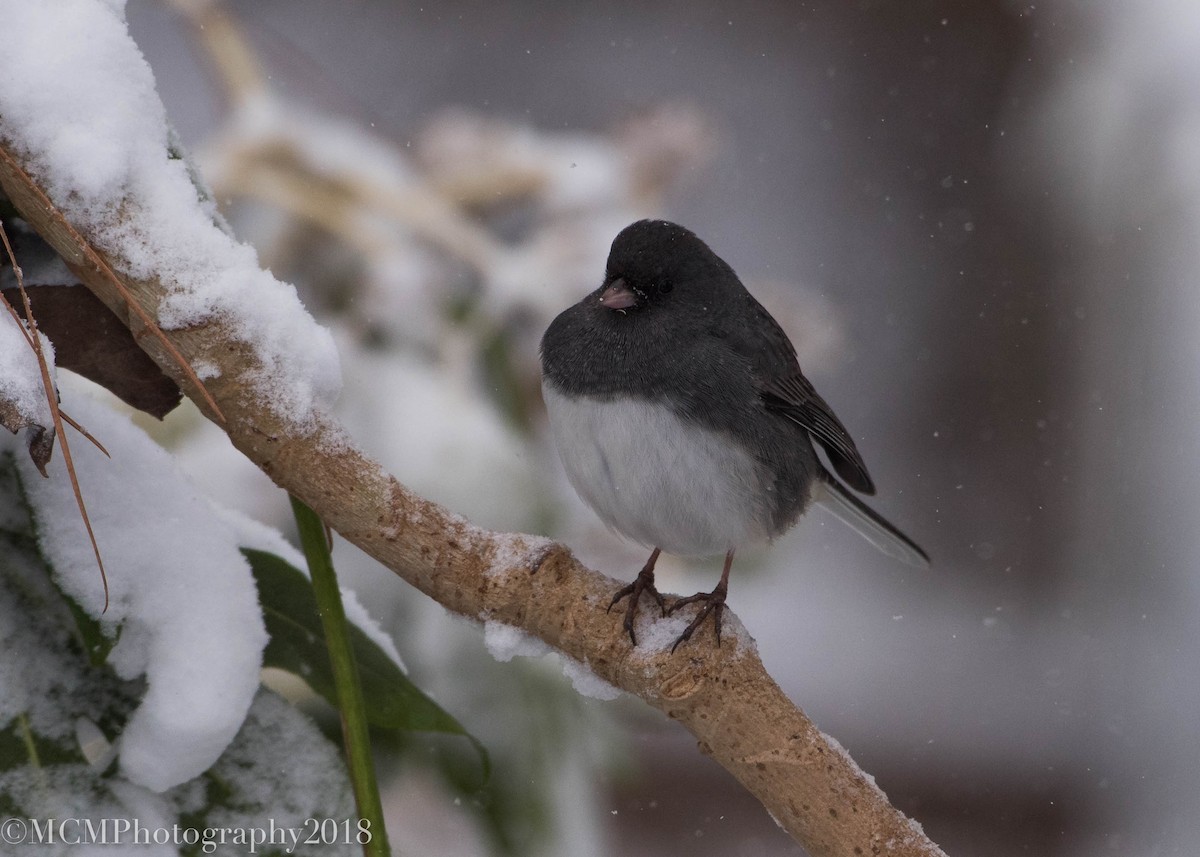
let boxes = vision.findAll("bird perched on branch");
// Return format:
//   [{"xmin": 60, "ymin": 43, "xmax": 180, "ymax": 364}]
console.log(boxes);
[{"xmin": 540, "ymin": 219, "xmax": 927, "ymax": 651}]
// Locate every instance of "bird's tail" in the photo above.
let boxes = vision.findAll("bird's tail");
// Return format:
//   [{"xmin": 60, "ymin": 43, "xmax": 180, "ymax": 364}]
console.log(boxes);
[{"xmin": 812, "ymin": 472, "xmax": 930, "ymax": 568}]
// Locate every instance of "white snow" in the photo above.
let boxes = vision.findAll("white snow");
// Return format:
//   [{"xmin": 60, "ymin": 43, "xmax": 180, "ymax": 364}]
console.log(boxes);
[
  {"xmin": 340, "ymin": 586, "xmax": 407, "ymax": 671},
  {"xmin": 559, "ymin": 657, "xmax": 623, "ymax": 701},
  {"xmin": 483, "ymin": 620, "xmax": 551, "ymax": 663},
  {"xmin": 0, "ymin": 310, "xmax": 53, "ymax": 428},
  {"xmin": 0, "ymin": 0, "xmax": 341, "ymax": 431},
  {"xmin": 0, "ymin": 695, "xmax": 355, "ymax": 856},
  {"xmin": 216, "ymin": 503, "xmax": 407, "ymax": 670},
  {"xmin": 626, "ymin": 608, "xmax": 696, "ymax": 655},
  {"xmin": 10, "ymin": 387, "xmax": 267, "ymax": 792},
  {"xmin": 625, "ymin": 600, "xmax": 757, "ymax": 660},
  {"xmin": 483, "ymin": 620, "xmax": 623, "ymax": 701},
  {"xmin": 200, "ymin": 690, "xmax": 356, "ymax": 857}
]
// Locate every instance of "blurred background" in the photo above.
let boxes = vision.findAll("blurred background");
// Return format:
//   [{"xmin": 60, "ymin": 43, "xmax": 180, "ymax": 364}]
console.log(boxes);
[{"xmin": 123, "ymin": 1, "xmax": 1200, "ymax": 854}]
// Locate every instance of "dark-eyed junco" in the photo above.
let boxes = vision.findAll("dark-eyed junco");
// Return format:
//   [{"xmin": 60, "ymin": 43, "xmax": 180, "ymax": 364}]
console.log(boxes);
[{"xmin": 540, "ymin": 219, "xmax": 928, "ymax": 650}]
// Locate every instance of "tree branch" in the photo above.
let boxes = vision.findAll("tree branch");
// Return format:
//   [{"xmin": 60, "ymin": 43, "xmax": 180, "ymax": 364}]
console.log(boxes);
[{"xmin": 0, "ymin": 141, "xmax": 947, "ymax": 857}]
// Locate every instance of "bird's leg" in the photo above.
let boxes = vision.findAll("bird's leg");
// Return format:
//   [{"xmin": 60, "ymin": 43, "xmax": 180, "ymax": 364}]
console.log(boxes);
[
  {"xmin": 668, "ymin": 550, "xmax": 734, "ymax": 652},
  {"xmin": 608, "ymin": 547, "xmax": 666, "ymax": 645}
]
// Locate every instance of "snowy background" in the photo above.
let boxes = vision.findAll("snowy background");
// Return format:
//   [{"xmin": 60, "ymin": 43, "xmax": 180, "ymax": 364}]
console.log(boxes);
[{"xmin": 7, "ymin": 1, "xmax": 1200, "ymax": 854}]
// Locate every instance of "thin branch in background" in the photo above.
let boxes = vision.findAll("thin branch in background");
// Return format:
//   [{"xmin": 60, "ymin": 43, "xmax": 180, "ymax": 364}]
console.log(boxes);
[{"xmin": 173, "ymin": 0, "xmax": 506, "ymax": 275}]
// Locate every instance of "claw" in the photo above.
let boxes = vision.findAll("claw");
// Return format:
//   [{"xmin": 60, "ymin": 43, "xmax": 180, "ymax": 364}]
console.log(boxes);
[
  {"xmin": 608, "ymin": 548, "xmax": 663, "ymax": 645},
  {"xmin": 667, "ymin": 583, "xmax": 727, "ymax": 652},
  {"xmin": 666, "ymin": 549, "xmax": 735, "ymax": 652}
]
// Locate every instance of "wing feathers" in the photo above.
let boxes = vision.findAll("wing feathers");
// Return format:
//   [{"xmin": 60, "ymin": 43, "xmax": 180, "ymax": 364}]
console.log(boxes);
[{"xmin": 812, "ymin": 472, "xmax": 929, "ymax": 567}]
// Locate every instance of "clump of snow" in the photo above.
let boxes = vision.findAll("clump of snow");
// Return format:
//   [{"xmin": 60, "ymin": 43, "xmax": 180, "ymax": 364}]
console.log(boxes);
[
  {"xmin": 624, "ymin": 600, "xmax": 757, "ymax": 662},
  {"xmin": 11, "ymin": 387, "xmax": 267, "ymax": 792},
  {"xmin": 0, "ymin": 1, "xmax": 341, "ymax": 431},
  {"xmin": 0, "ymin": 764, "xmax": 180, "ymax": 857},
  {"xmin": 199, "ymin": 690, "xmax": 357, "ymax": 857},
  {"xmin": 0, "ymin": 311, "xmax": 53, "ymax": 428},
  {"xmin": 483, "ymin": 620, "xmax": 550, "ymax": 663},
  {"xmin": 483, "ymin": 620, "xmax": 623, "ymax": 701},
  {"xmin": 0, "ymin": 693, "xmax": 355, "ymax": 857},
  {"xmin": 0, "ymin": 2, "xmax": 163, "ymax": 210},
  {"xmin": 560, "ymin": 657, "xmax": 623, "ymax": 701},
  {"xmin": 0, "ymin": 503, "xmax": 107, "ymax": 748},
  {"xmin": 626, "ymin": 609, "xmax": 696, "ymax": 656}
]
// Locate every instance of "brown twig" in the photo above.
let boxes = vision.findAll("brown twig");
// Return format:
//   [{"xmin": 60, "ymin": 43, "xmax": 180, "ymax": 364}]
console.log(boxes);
[
  {"xmin": 0, "ymin": 145, "xmax": 225, "ymax": 424},
  {"xmin": 58, "ymin": 409, "xmax": 111, "ymax": 458},
  {"xmin": 0, "ymin": 222, "xmax": 109, "ymax": 611}
]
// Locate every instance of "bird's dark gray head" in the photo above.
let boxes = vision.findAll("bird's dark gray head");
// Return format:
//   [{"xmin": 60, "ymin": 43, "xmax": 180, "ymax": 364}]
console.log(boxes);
[{"xmin": 597, "ymin": 219, "xmax": 734, "ymax": 313}]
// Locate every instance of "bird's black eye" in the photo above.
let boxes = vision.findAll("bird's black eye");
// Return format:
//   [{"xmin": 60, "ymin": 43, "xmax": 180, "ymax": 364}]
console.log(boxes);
[{"xmin": 659, "ymin": 281, "xmax": 674, "ymax": 294}]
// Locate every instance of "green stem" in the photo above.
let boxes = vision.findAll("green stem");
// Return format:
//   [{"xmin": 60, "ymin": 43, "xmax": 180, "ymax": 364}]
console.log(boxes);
[{"xmin": 290, "ymin": 495, "xmax": 390, "ymax": 857}]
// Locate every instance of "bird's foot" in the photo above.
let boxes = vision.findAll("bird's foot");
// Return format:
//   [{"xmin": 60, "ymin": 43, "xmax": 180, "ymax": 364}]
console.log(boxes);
[
  {"xmin": 667, "ymin": 581, "xmax": 728, "ymax": 652},
  {"xmin": 608, "ymin": 563, "xmax": 666, "ymax": 646}
]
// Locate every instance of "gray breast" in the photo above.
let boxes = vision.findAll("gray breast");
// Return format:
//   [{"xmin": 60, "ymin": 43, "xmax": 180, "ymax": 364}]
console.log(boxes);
[{"xmin": 542, "ymin": 384, "xmax": 780, "ymax": 556}]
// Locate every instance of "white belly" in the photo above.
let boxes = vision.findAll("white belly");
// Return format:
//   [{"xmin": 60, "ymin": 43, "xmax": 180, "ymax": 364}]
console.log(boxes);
[{"xmin": 542, "ymin": 385, "xmax": 772, "ymax": 556}]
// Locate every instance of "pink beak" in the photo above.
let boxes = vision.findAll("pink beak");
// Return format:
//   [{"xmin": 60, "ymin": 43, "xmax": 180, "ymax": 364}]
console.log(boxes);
[{"xmin": 598, "ymin": 278, "xmax": 638, "ymax": 310}]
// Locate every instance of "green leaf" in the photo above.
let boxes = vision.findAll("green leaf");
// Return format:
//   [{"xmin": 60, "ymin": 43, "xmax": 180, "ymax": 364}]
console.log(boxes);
[
  {"xmin": 0, "ymin": 716, "xmax": 84, "ymax": 773},
  {"xmin": 1, "ymin": 456, "xmax": 116, "ymax": 665},
  {"xmin": 243, "ymin": 548, "xmax": 489, "ymax": 779}
]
